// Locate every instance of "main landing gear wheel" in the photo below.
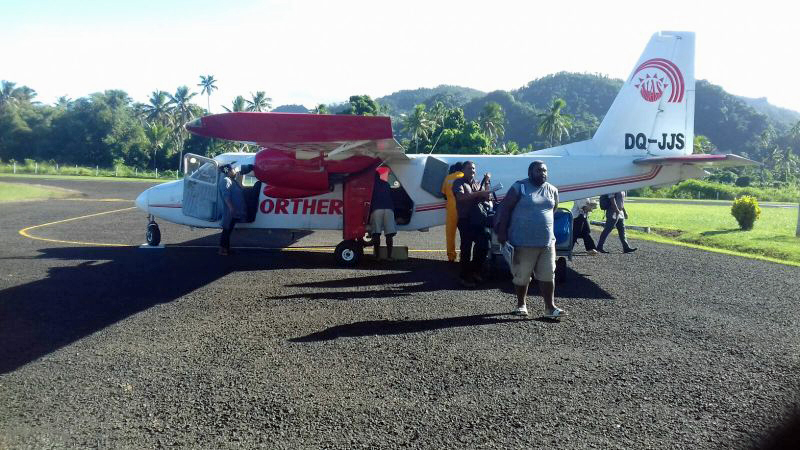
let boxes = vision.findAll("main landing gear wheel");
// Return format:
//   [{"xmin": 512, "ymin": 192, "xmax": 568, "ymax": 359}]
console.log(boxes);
[
  {"xmin": 146, "ymin": 222, "xmax": 161, "ymax": 246},
  {"xmin": 334, "ymin": 240, "xmax": 363, "ymax": 267}
]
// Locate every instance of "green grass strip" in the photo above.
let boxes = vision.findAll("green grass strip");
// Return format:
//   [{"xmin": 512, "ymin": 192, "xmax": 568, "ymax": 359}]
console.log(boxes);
[{"xmin": 0, "ymin": 182, "xmax": 79, "ymax": 203}]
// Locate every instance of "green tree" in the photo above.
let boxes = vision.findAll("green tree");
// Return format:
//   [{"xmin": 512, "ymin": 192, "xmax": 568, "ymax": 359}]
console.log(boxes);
[
  {"xmin": 340, "ymin": 95, "xmax": 380, "ymax": 116},
  {"xmin": 537, "ymin": 98, "xmax": 572, "ymax": 147},
  {"xmin": 168, "ymin": 86, "xmax": 199, "ymax": 171},
  {"xmin": 197, "ymin": 75, "xmax": 218, "ymax": 113},
  {"xmin": 246, "ymin": 91, "xmax": 272, "ymax": 112},
  {"xmin": 145, "ymin": 122, "xmax": 170, "ymax": 170},
  {"xmin": 693, "ymin": 135, "xmax": 716, "ymax": 154},
  {"xmin": 312, "ymin": 104, "xmax": 330, "ymax": 115},
  {"xmin": 222, "ymin": 96, "xmax": 247, "ymax": 113},
  {"xmin": 478, "ymin": 102, "xmax": 505, "ymax": 149},
  {"xmin": 141, "ymin": 90, "xmax": 172, "ymax": 124},
  {"xmin": 402, "ymin": 104, "xmax": 433, "ymax": 153}
]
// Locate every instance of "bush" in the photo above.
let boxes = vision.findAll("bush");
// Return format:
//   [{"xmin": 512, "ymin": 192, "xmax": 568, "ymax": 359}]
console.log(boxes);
[
  {"xmin": 735, "ymin": 176, "xmax": 751, "ymax": 187},
  {"xmin": 731, "ymin": 196, "xmax": 761, "ymax": 230}
]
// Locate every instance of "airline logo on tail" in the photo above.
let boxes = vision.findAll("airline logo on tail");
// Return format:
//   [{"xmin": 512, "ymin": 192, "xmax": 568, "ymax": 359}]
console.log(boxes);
[{"xmin": 632, "ymin": 58, "xmax": 685, "ymax": 103}]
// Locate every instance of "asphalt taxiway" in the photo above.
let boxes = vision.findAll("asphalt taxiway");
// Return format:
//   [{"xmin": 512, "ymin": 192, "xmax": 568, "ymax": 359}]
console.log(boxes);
[{"xmin": 1, "ymin": 177, "xmax": 798, "ymax": 448}]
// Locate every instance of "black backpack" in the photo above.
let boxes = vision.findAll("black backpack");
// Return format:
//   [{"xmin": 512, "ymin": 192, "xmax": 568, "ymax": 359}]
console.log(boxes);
[{"xmin": 599, "ymin": 195, "xmax": 611, "ymax": 210}]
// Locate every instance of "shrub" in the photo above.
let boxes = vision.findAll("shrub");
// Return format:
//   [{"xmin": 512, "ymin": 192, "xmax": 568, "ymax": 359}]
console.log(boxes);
[
  {"xmin": 735, "ymin": 176, "xmax": 751, "ymax": 187},
  {"xmin": 731, "ymin": 196, "xmax": 761, "ymax": 230}
]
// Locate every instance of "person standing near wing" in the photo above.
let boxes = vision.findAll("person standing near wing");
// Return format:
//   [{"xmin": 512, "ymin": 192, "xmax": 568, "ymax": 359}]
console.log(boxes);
[
  {"xmin": 441, "ymin": 162, "xmax": 464, "ymax": 262},
  {"xmin": 218, "ymin": 164, "xmax": 247, "ymax": 256},
  {"xmin": 370, "ymin": 170, "xmax": 397, "ymax": 260},
  {"xmin": 495, "ymin": 161, "xmax": 565, "ymax": 319}
]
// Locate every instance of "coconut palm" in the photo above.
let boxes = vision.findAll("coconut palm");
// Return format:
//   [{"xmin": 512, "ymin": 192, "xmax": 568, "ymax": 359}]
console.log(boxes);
[
  {"xmin": 0, "ymin": 81, "xmax": 37, "ymax": 106},
  {"xmin": 197, "ymin": 75, "xmax": 218, "ymax": 113},
  {"xmin": 167, "ymin": 86, "xmax": 198, "ymax": 171},
  {"xmin": 402, "ymin": 104, "xmax": 434, "ymax": 153},
  {"xmin": 537, "ymin": 98, "xmax": 573, "ymax": 147},
  {"xmin": 246, "ymin": 91, "xmax": 272, "ymax": 112},
  {"xmin": 141, "ymin": 90, "xmax": 172, "ymax": 124},
  {"xmin": 145, "ymin": 123, "xmax": 170, "ymax": 170},
  {"xmin": 222, "ymin": 96, "xmax": 248, "ymax": 113},
  {"xmin": 479, "ymin": 102, "xmax": 506, "ymax": 150}
]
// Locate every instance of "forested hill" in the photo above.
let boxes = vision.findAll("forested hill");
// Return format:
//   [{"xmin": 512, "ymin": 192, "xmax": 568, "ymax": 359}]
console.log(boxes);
[
  {"xmin": 376, "ymin": 85, "xmax": 485, "ymax": 114},
  {"xmin": 736, "ymin": 96, "xmax": 800, "ymax": 130},
  {"xmin": 374, "ymin": 72, "xmax": 793, "ymax": 159}
]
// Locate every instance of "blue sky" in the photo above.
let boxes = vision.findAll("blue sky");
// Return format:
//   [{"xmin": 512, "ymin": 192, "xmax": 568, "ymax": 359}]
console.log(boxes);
[{"xmin": 3, "ymin": 0, "xmax": 800, "ymax": 113}]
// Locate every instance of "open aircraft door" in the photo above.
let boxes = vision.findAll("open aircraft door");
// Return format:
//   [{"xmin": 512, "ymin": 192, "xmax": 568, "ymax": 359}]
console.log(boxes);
[{"xmin": 182, "ymin": 153, "xmax": 220, "ymax": 222}]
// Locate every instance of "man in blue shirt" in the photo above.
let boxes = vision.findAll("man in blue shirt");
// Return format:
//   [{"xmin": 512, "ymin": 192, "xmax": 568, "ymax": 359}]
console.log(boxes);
[
  {"xmin": 218, "ymin": 164, "xmax": 247, "ymax": 256},
  {"xmin": 495, "ymin": 161, "xmax": 566, "ymax": 319}
]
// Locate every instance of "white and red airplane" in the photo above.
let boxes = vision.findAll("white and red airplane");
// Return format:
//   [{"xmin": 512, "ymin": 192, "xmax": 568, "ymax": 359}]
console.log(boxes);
[{"xmin": 135, "ymin": 30, "xmax": 754, "ymax": 264}]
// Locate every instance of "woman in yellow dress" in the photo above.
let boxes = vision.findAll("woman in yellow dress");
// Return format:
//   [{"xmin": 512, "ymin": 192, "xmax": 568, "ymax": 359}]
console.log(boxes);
[{"xmin": 441, "ymin": 162, "xmax": 464, "ymax": 262}]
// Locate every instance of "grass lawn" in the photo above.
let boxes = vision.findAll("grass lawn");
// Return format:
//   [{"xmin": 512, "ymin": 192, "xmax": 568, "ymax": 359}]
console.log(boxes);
[
  {"xmin": 0, "ymin": 173, "xmax": 166, "ymax": 183},
  {"xmin": 0, "ymin": 182, "xmax": 79, "ymax": 202},
  {"xmin": 582, "ymin": 202, "xmax": 800, "ymax": 266}
]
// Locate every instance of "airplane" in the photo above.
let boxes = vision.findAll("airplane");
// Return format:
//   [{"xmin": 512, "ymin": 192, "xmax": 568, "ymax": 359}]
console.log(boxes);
[{"xmin": 135, "ymin": 30, "xmax": 756, "ymax": 265}]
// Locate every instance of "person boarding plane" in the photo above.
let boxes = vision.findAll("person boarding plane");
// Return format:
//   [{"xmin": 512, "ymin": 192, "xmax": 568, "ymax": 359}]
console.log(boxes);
[{"xmin": 135, "ymin": 31, "xmax": 756, "ymax": 265}]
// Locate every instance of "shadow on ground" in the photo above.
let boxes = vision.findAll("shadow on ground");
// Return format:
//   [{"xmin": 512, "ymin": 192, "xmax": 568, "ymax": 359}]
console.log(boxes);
[{"xmin": 0, "ymin": 236, "xmax": 611, "ymax": 373}]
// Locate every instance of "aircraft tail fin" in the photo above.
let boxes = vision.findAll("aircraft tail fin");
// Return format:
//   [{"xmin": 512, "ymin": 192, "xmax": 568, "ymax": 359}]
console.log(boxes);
[{"xmin": 592, "ymin": 31, "xmax": 695, "ymax": 156}]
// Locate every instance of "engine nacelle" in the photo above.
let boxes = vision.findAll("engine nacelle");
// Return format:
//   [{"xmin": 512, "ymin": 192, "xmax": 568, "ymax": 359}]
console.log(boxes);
[{"xmin": 253, "ymin": 148, "xmax": 380, "ymax": 198}]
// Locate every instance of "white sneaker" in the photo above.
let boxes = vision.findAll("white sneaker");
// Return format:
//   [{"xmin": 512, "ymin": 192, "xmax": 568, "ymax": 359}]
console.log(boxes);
[{"xmin": 512, "ymin": 305, "xmax": 528, "ymax": 316}]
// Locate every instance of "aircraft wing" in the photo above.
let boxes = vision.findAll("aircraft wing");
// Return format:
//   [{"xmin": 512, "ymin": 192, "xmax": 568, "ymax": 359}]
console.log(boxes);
[
  {"xmin": 633, "ymin": 154, "xmax": 759, "ymax": 167},
  {"xmin": 186, "ymin": 112, "xmax": 408, "ymax": 162}
]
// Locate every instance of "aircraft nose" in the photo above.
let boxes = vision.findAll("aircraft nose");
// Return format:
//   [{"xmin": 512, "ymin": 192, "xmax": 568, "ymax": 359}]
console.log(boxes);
[{"xmin": 135, "ymin": 190, "xmax": 149, "ymax": 212}]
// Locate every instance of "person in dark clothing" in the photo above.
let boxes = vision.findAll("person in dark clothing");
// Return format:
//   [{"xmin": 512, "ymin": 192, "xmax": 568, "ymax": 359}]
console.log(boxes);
[
  {"xmin": 596, "ymin": 191, "xmax": 637, "ymax": 254},
  {"xmin": 370, "ymin": 170, "xmax": 396, "ymax": 260},
  {"xmin": 452, "ymin": 161, "xmax": 492, "ymax": 287},
  {"xmin": 218, "ymin": 164, "xmax": 247, "ymax": 256},
  {"xmin": 571, "ymin": 198, "xmax": 599, "ymax": 255}
]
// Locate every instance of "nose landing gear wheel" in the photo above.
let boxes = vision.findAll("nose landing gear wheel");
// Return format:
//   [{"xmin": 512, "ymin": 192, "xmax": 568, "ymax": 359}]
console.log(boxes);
[
  {"xmin": 334, "ymin": 240, "xmax": 363, "ymax": 267},
  {"xmin": 146, "ymin": 222, "xmax": 161, "ymax": 246}
]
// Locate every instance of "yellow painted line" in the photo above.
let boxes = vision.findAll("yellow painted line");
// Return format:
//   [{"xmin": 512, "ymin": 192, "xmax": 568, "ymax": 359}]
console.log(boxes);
[
  {"xmin": 19, "ymin": 207, "xmax": 138, "ymax": 247},
  {"xmin": 18, "ymin": 208, "xmax": 453, "ymax": 252},
  {"xmin": 627, "ymin": 230, "xmax": 800, "ymax": 268}
]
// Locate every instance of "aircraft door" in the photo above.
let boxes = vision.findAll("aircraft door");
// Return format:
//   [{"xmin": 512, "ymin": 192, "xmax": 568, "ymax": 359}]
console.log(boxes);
[{"xmin": 182, "ymin": 153, "xmax": 220, "ymax": 222}]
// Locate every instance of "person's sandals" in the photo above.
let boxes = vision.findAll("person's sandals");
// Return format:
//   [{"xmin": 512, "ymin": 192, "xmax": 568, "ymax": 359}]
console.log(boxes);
[
  {"xmin": 596, "ymin": 248, "xmax": 609, "ymax": 254},
  {"xmin": 512, "ymin": 305, "xmax": 529, "ymax": 316},
  {"xmin": 586, "ymin": 249, "xmax": 599, "ymax": 255},
  {"xmin": 543, "ymin": 308, "xmax": 567, "ymax": 319}
]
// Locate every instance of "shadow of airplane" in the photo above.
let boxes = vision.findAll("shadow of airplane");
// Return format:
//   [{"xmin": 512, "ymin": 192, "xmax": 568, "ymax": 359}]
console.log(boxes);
[{"xmin": 0, "ymin": 234, "xmax": 612, "ymax": 374}]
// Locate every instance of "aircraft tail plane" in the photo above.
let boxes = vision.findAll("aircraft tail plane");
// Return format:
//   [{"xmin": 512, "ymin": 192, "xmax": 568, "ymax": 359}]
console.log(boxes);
[{"xmin": 591, "ymin": 31, "xmax": 695, "ymax": 157}]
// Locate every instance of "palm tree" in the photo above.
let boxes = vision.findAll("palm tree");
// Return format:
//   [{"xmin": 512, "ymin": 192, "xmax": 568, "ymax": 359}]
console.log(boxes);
[
  {"xmin": 55, "ymin": 96, "xmax": 73, "ymax": 110},
  {"xmin": 246, "ymin": 91, "xmax": 272, "ymax": 112},
  {"xmin": 197, "ymin": 75, "xmax": 218, "ymax": 113},
  {"xmin": 141, "ymin": 90, "xmax": 172, "ymax": 124},
  {"xmin": 312, "ymin": 104, "xmax": 330, "ymax": 115},
  {"xmin": 0, "ymin": 81, "xmax": 37, "ymax": 106},
  {"xmin": 537, "ymin": 98, "xmax": 573, "ymax": 147},
  {"xmin": 479, "ymin": 102, "xmax": 506, "ymax": 150},
  {"xmin": 402, "ymin": 104, "xmax": 434, "ymax": 153},
  {"xmin": 168, "ymin": 86, "xmax": 198, "ymax": 171},
  {"xmin": 426, "ymin": 101, "xmax": 448, "ymax": 153},
  {"xmin": 144, "ymin": 123, "xmax": 170, "ymax": 171},
  {"xmin": 0, "ymin": 81, "xmax": 17, "ymax": 106},
  {"xmin": 222, "ymin": 96, "xmax": 248, "ymax": 113}
]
